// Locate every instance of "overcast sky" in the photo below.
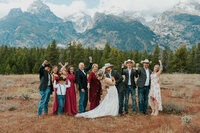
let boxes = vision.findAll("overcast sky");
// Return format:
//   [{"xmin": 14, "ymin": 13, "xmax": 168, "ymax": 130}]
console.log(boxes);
[{"xmin": 0, "ymin": 0, "xmax": 197, "ymax": 20}]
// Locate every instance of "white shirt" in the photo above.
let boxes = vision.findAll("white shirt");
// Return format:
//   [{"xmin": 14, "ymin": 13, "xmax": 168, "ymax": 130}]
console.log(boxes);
[
  {"xmin": 144, "ymin": 67, "xmax": 150, "ymax": 86},
  {"xmin": 54, "ymin": 80, "xmax": 71, "ymax": 95},
  {"xmin": 48, "ymin": 73, "xmax": 51, "ymax": 86},
  {"xmin": 128, "ymin": 68, "xmax": 132, "ymax": 85},
  {"xmin": 81, "ymin": 69, "xmax": 86, "ymax": 75}
]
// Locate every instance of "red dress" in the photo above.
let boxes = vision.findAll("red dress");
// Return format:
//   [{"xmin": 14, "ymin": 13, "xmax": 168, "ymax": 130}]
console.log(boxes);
[
  {"xmin": 64, "ymin": 73, "xmax": 78, "ymax": 115},
  {"xmin": 88, "ymin": 72, "xmax": 102, "ymax": 110}
]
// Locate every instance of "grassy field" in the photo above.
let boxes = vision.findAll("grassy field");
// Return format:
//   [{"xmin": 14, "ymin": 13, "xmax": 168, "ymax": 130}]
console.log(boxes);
[{"xmin": 0, "ymin": 74, "xmax": 200, "ymax": 133}]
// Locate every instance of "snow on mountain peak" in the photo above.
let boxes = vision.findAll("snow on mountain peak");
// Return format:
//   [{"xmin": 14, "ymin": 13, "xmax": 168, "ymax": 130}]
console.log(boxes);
[{"xmin": 27, "ymin": 0, "xmax": 50, "ymax": 14}]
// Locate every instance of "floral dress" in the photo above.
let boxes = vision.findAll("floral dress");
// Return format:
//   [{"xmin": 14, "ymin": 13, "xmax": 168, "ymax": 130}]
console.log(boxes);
[{"xmin": 149, "ymin": 73, "xmax": 162, "ymax": 111}]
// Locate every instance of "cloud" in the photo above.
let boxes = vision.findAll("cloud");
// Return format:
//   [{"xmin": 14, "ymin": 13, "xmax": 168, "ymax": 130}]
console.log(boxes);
[
  {"xmin": 46, "ymin": 0, "xmax": 88, "ymax": 18},
  {"xmin": 0, "ymin": 0, "xmax": 198, "ymax": 21},
  {"xmin": 96, "ymin": 0, "xmax": 193, "ymax": 21},
  {"xmin": 0, "ymin": 0, "xmax": 34, "ymax": 18}
]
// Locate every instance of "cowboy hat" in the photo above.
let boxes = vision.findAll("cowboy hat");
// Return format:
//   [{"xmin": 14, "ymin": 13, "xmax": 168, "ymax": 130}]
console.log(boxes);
[
  {"xmin": 104, "ymin": 63, "xmax": 114, "ymax": 69},
  {"xmin": 124, "ymin": 59, "xmax": 135, "ymax": 65},
  {"xmin": 141, "ymin": 59, "xmax": 152, "ymax": 64}
]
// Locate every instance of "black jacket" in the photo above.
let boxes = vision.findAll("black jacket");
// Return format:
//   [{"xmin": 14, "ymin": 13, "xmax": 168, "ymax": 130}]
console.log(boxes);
[
  {"xmin": 38, "ymin": 65, "xmax": 53, "ymax": 94},
  {"xmin": 136, "ymin": 67, "xmax": 152, "ymax": 88},
  {"xmin": 121, "ymin": 68, "xmax": 137, "ymax": 88},
  {"xmin": 75, "ymin": 63, "xmax": 93, "ymax": 91},
  {"xmin": 106, "ymin": 70, "xmax": 126, "ymax": 92}
]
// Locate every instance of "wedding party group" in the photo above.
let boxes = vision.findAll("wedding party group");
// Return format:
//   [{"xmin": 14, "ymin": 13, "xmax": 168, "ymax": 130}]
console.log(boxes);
[{"xmin": 37, "ymin": 56, "xmax": 163, "ymax": 118}]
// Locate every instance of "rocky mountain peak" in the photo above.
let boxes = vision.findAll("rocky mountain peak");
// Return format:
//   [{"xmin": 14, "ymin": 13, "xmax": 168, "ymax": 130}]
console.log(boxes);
[{"xmin": 27, "ymin": 0, "xmax": 50, "ymax": 14}]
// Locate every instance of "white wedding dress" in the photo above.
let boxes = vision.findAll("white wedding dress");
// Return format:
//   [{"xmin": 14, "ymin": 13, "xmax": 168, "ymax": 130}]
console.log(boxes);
[{"xmin": 75, "ymin": 78, "xmax": 119, "ymax": 118}]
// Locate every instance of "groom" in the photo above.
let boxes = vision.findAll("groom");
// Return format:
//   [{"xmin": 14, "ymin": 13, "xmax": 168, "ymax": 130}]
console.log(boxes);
[
  {"xmin": 76, "ymin": 57, "xmax": 93, "ymax": 113},
  {"xmin": 105, "ymin": 63, "xmax": 126, "ymax": 115},
  {"xmin": 136, "ymin": 59, "xmax": 152, "ymax": 115}
]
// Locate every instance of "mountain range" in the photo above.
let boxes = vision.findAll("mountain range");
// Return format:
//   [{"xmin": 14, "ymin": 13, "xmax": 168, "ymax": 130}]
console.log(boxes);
[{"xmin": 0, "ymin": 0, "xmax": 199, "ymax": 52}]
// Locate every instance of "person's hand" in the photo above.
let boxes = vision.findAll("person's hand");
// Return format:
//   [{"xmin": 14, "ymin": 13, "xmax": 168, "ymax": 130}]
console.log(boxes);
[
  {"xmin": 122, "ymin": 64, "xmax": 125, "ymax": 68},
  {"xmin": 43, "ymin": 60, "xmax": 48, "ymax": 65},
  {"xmin": 89, "ymin": 56, "xmax": 92, "ymax": 62},
  {"xmin": 159, "ymin": 60, "xmax": 162, "ymax": 63},
  {"xmin": 58, "ymin": 62, "xmax": 63, "ymax": 66},
  {"xmin": 81, "ymin": 89, "xmax": 85, "ymax": 92},
  {"xmin": 136, "ymin": 63, "xmax": 139, "ymax": 68},
  {"xmin": 65, "ymin": 62, "xmax": 68, "ymax": 66},
  {"xmin": 87, "ymin": 84, "xmax": 90, "ymax": 89}
]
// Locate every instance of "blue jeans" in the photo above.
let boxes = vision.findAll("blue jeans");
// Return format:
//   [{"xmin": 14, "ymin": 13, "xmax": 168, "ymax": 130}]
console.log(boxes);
[
  {"xmin": 57, "ymin": 95, "xmax": 66, "ymax": 115},
  {"xmin": 37, "ymin": 87, "xmax": 51, "ymax": 115},
  {"xmin": 125, "ymin": 86, "xmax": 137, "ymax": 113},
  {"xmin": 79, "ymin": 89, "xmax": 88, "ymax": 113},
  {"xmin": 118, "ymin": 91, "xmax": 125, "ymax": 115},
  {"xmin": 138, "ymin": 86, "xmax": 150, "ymax": 114}
]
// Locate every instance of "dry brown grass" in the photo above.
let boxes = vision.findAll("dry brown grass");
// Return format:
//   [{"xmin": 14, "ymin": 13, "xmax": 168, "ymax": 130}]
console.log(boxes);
[{"xmin": 0, "ymin": 74, "xmax": 200, "ymax": 133}]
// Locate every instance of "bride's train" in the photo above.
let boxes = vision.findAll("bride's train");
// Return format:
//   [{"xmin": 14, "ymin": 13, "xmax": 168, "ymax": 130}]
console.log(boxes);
[{"xmin": 75, "ymin": 78, "xmax": 119, "ymax": 118}]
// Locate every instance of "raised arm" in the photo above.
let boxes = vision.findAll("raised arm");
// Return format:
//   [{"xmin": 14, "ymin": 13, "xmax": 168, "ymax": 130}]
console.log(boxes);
[
  {"xmin": 135, "ymin": 63, "xmax": 141, "ymax": 77},
  {"xmin": 65, "ymin": 80, "xmax": 71, "ymax": 88},
  {"xmin": 60, "ymin": 62, "xmax": 68, "ymax": 72},
  {"xmin": 39, "ymin": 60, "xmax": 48, "ymax": 76},
  {"xmin": 157, "ymin": 60, "xmax": 163, "ymax": 77},
  {"xmin": 121, "ymin": 64, "xmax": 126, "ymax": 75},
  {"xmin": 85, "ymin": 57, "xmax": 93, "ymax": 72},
  {"xmin": 53, "ymin": 80, "xmax": 59, "ymax": 88}
]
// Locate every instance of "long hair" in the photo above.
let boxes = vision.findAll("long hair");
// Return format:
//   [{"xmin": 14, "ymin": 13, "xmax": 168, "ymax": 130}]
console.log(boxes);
[
  {"xmin": 67, "ymin": 65, "xmax": 75, "ymax": 74},
  {"xmin": 51, "ymin": 65, "xmax": 59, "ymax": 75}
]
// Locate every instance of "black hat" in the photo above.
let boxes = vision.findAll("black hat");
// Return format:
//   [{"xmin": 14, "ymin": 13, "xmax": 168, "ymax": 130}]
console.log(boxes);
[{"xmin": 44, "ymin": 64, "xmax": 52, "ymax": 68}]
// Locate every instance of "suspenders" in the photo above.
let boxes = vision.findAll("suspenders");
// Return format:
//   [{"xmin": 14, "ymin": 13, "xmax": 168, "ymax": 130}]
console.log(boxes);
[{"xmin": 58, "ymin": 84, "xmax": 66, "ymax": 95}]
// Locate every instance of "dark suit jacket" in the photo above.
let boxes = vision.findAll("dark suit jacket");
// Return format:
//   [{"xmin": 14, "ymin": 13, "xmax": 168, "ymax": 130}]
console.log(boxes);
[
  {"xmin": 136, "ymin": 67, "xmax": 152, "ymax": 88},
  {"xmin": 121, "ymin": 68, "xmax": 137, "ymax": 88},
  {"xmin": 38, "ymin": 65, "xmax": 53, "ymax": 94},
  {"xmin": 75, "ymin": 63, "xmax": 93, "ymax": 91},
  {"xmin": 106, "ymin": 70, "xmax": 126, "ymax": 92}
]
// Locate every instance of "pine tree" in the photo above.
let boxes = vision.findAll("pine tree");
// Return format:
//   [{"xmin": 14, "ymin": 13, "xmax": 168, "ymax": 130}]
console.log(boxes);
[
  {"xmin": 195, "ymin": 43, "xmax": 200, "ymax": 73},
  {"xmin": 134, "ymin": 50, "xmax": 141, "ymax": 64},
  {"xmin": 173, "ymin": 45, "xmax": 188, "ymax": 73},
  {"xmin": 45, "ymin": 40, "xmax": 59, "ymax": 66},
  {"xmin": 100, "ymin": 43, "xmax": 111, "ymax": 66},
  {"xmin": 142, "ymin": 50, "xmax": 148, "ymax": 60},
  {"xmin": 186, "ymin": 46, "xmax": 196, "ymax": 73},
  {"xmin": 152, "ymin": 44, "xmax": 160, "ymax": 67},
  {"xmin": 168, "ymin": 50, "xmax": 175, "ymax": 73},
  {"xmin": 162, "ymin": 46, "xmax": 169, "ymax": 72}
]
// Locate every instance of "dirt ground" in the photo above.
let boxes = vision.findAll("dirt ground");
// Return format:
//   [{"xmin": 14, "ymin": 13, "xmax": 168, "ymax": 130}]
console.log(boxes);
[{"xmin": 0, "ymin": 74, "xmax": 200, "ymax": 133}]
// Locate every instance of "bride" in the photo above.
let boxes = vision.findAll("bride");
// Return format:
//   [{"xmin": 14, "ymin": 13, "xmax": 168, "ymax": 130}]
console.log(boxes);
[{"xmin": 75, "ymin": 67, "xmax": 119, "ymax": 118}]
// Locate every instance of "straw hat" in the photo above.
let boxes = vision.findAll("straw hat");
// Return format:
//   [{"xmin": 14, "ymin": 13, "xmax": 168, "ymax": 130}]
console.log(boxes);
[
  {"xmin": 104, "ymin": 63, "xmax": 114, "ymax": 69},
  {"xmin": 124, "ymin": 59, "xmax": 135, "ymax": 65},
  {"xmin": 141, "ymin": 59, "xmax": 152, "ymax": 64}
]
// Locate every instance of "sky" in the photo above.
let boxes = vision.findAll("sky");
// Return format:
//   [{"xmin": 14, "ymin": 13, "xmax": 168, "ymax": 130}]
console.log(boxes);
[{"xmin": 0, "ymin": 0, "xmax": 198, "ymax": 21}]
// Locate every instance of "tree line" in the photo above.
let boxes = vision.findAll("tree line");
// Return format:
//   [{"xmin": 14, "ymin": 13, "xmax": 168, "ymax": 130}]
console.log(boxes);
[{"xmin": 0, "ymin": 40, "xmax": 200, "ymax": 74}]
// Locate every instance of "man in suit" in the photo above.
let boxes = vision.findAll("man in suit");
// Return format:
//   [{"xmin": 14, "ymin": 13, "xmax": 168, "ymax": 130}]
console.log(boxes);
[
  {"xmin": 121, "ymin": 59, "xmax": 137, "ymax": 114},
  {"xmin": 76, "ymin": 57, "xmax": 93, "ymax": 113},
  {"xmin": 136, "ymin": 59, "xmax": 152, "ymax": 114},
  {"xmin": 105, "ymin": 63, "xmax": 126, "ymax": 115},
  {"xmin": 38, "ymin": 60, "xmax": 53, "ymax": 116}
]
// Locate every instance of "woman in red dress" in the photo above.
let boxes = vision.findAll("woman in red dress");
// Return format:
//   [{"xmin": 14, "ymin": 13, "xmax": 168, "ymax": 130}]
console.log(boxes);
[
  {"xmin": 51, "ymin": 65, "xmax": 60, "ymax": 114},
  {"xmin": 64, "ymin": 66, "xmax": 78, "ymax": 115},
  {"xmin": 88, "ymin": 64, "xmax": 102, "ymax": 110}
]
